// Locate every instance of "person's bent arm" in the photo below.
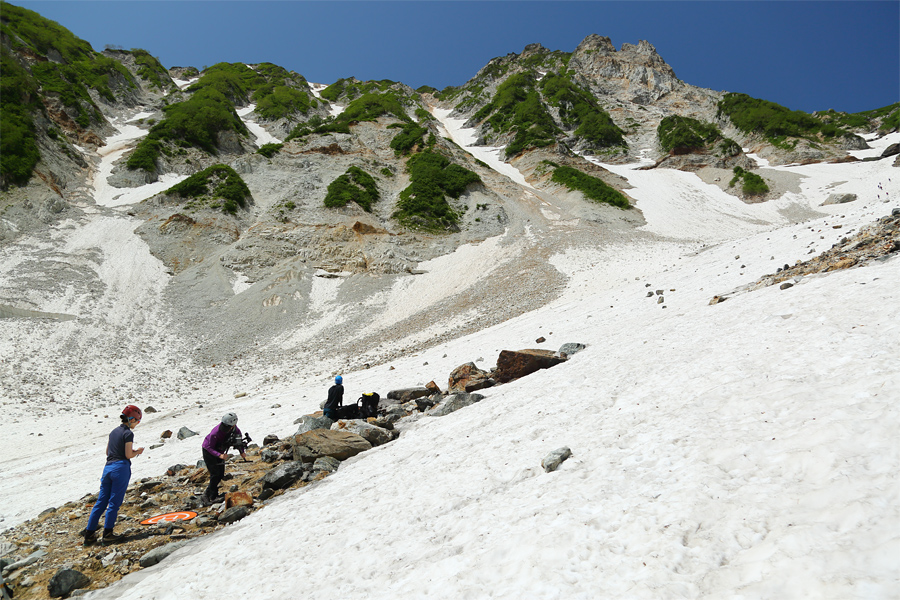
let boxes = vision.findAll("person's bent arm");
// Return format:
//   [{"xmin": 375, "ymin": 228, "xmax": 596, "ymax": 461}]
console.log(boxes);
[{"xmin": 124, "ymin": 441, "xmax": 144, "ymax": 459}]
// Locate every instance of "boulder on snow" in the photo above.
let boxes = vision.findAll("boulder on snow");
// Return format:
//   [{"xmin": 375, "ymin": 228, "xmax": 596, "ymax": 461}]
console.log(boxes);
[
  {"xmin": 427, "ymin": 392, "xmax": 485, "ymax": 417},
  {"xmin": 493, "ymin": 349, "xmax": 567, "ymax": 383},
  {"xmin": 386, "ymin": 387, "xmax": 431, "ymax": 402},
  {"xmin": 447, "ymin": 362, "xmax": 494, "ymax": 393},
  {"xmin": 261, "ymin": 461, "xmax": 307, "ymax": 490},
  {"xmin": 292, "ymin": 429, "xmax": 372, "ymax": 461},
  {"xmin": 331, "ymin": 419, "xmax": 394, "ymax": 446},
  {"xmin": 139, "ymin": 540, "xmax": 189, "ymax": 568},
  {"xmin": 217, "ymin": 505, "xmax": 251, "ymax": 523},
  {"xmin": 542, "ymin": 447, "xmax": 573, "ymax": 472},
  {"xmin": 558, "ymin": 343, "xmax": 586, "ymax": 357},
  {"xmin": 821, "ymin": 193, "xmax": 857, "ymax": 206},
  {"xmin": 312, "ymin": 456, "xmax": 341, "ymax": 473},
  {"xmin": 294, "ymin": 414, "xmax": 333, "ymax": 435},
  {"xmin": 176, "ymin": 427, "xmax": 198, "ymax": 440}
]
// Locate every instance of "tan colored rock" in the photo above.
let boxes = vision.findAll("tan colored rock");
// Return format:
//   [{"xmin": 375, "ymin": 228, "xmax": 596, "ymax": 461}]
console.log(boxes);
[
  {"xmin": 292, "ymin": 429, "xmax": 371, "ymax": 461},
  {"xmin": 448, "ymin": 362, "xmax": 492, "ymax": 393},
  {"xmin": 225, "ymin": 491, "xmax": 253, "ymax": 509}
]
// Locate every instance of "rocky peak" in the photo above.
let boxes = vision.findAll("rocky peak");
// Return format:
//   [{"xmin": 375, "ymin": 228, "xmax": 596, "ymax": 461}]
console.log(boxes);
[
  {"xmin": 574, "ymin": 34, "xmax": 616, "ymax": 55},
  {"xmin": 521, "ymin": 42, "xmax": 548, "ymax": 57},
  {"xmin": 568, "ymin": 34, "xmax": 681, "ymax": 104}
]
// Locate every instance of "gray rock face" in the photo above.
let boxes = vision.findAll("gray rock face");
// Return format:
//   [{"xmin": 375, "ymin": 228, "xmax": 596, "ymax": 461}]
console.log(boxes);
[
  {"xmin": 822, "ymin": 193, "xmax": 857, "ymax": 206},
  {"xmin": 882, "ymin": 143, "xmax": 900, "ymax": 157},
  {"xmin": 139, "ymin": 540, "xmax": 189, "ymax": 568},
  {"xmin": 386, "ymin": 387, "xmax": 431, "ymax": 402},
  {"xmin": 47, "ymin": 568, "xmax": 90, "ymax": 598},
  {"xmin": 217, "ymin": 505, "xmax": 251, "ymax": 523},
  {"xmin": 261, "ymin": 461, "xmax": 307, "ymax": 490},
  {"xmin": 427, "ymin": 392, "xmax": 485, "ymax": 417},
  {"xmin": 294, "ymin": 415, "xmax": 334, "ymax": 435},
  {"xmin": 542, "ymin": 447, "xmax": 573, "ymax": 472},
  {"xmin": 558, "ymin": 343, "xmax": 586, "ymax": 357},
  {"xmin": 332, "ymin": 420, "xmax": 394, "ymax": 447},
  {"xmin": 177, "ymin": 427, "xmax": 198, "ymax": 440},
  {"xmin": 312, "ymin": 456, "xmax": 341, "ymax": 473}
]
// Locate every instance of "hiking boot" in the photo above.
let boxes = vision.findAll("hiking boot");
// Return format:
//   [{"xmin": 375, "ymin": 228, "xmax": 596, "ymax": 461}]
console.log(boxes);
[
  {"xmin": 102, "ymin": 528, "xmax": 121, "ymax": 542},
  {"xmin": 81, "ymin": 528, "xmax": 98, "ymax": 546}
]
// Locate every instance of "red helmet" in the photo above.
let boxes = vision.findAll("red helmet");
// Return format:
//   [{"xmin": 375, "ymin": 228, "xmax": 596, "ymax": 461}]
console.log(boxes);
[{"xmin": 122, "ymin": 405, "xmax": 142, "ymax": 421}]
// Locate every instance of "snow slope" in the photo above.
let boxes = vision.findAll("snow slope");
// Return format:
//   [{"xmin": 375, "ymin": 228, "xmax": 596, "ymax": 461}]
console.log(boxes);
[{"xmin": 1, "ymin": 128, "xmax": 898, "ymax": 598}]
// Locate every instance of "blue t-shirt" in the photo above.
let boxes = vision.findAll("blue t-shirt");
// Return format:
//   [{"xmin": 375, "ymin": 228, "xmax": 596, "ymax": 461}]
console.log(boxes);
[{"xmin": 106, "ymin": 423, "xmax": 135, "ymax": 464}]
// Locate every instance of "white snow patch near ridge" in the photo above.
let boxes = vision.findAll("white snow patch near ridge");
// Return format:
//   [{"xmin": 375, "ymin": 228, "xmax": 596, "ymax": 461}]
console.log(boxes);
[
  {"xmin": 432, "ymin": 107, "xmax": 533, "ymax": 188},
  {"xmin": 92, "ymin": 114, "xmax": 186, "ymax": 208},
  {"xmin": 237, "ymin": 104, "xmax": 282, "ymax": 145},
  {"xmin": 1, "ymin": 129, "xmax": 899, "ymax": 598}
]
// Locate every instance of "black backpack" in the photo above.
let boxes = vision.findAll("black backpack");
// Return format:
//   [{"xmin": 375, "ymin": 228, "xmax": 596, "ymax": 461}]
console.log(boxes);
[{"xmin": 358, "ymin": 392, "xmax": 380, "ymax": 418}]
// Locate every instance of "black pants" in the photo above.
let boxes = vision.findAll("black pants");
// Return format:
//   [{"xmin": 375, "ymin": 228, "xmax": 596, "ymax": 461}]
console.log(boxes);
[{"xmin": 203, "ymin": 449, "xmax": 225, "ymax": 499}]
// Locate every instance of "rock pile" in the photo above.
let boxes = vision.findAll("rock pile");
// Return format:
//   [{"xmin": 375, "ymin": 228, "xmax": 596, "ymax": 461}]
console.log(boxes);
[
  {"xmin": 0, "ymin": 342, "xmax": 584, "ymax": 599},
  {"xmin": 710, "ymin": 212, "xmax": 899, "ymax": 304}
]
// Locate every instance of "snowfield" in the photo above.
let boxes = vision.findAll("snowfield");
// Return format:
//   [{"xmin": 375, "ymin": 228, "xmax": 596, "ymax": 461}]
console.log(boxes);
[{"xmin": 0, "ymin": 121, "xmax": 898, "ymax": 598}]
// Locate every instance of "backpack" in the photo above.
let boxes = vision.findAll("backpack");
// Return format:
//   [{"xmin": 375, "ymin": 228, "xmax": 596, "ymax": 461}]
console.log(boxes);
[{"xmin": 358, "ymin": 392, "xmax": 380, "ymax": 418}]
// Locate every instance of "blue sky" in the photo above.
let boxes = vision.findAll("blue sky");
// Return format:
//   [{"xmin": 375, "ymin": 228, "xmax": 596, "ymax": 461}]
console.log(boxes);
[{"xmin": 7, "ymin": 1, "xmax": 899, "ymax": 114}]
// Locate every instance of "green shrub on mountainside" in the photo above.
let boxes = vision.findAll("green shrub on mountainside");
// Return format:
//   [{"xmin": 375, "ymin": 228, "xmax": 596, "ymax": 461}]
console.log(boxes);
[
  {"xmin": 0, "ymin": 48, "xmax": 41, "ymax": 187},
  {"xmin": 257, "ymin": 143, "xmax": 283, "ymax": 158},
  {"xmin": 729, "ymin": 166, "xmax": 769, "ymax": 196},
  {"xmin": 717, "ymin": 93, "xmax": 855, "ymax": 146},
  {"xmin": 394, "ymin": 151, "xmax": 481, "ymax": 231},
  {"xmin": 340, "ymin": 92, "xmax": 411, "ymax": 123},
  {"xmin": 540, "ymin": 72, "xmax": 625, "ymax": 149},
  {"xmin": 185, "ymin": 62, "xmax": 312, "ymax": 120},
  {"xmin": 320, "ymin": 78, "xmax": 398, "ymax": 103},
  {"xmin": 323, "ymin": 166, "xmax": 380, "ymax": 212},
  {"xmin": 128, "ymin": 49, "xmax": 172, "ymax": 90},
  {"xmin": 0, "ymin": 2, "xmax": 137, "ymax": 186},
  {"xmin": 818, "ymin": 103, "xmax": 900, "ymax": 133},
  {"xmin": 657, "ymin": 115, "xmax": 722, "ymax": 152},
  {"xmin": 474, "ymin": 72, "xmax": 560, "ymax": 158},
  {"xmin": 128, "ymin": 87, "xmax": 248, "ymax": 170},
  {"xmin": 166, "ymin": 164, "xmax": 252, "ymax": 214},
  {"xmin": 546, "ymin": 163, "xmax": 629, "ymax": 208},
  {"xmin": 416, "ymin": 85, "xmax": 438, "ymax": 95},
  {"xmin": 389, "ymin": 122, "xmax": 429, "ymax": 155},
  {"xmin": 285, "ymin": 91, "xmax": 412, "ymax": 143},
  {"xmin": 474, "ymin": 70, "xmax": 624, "ymax": 157}
]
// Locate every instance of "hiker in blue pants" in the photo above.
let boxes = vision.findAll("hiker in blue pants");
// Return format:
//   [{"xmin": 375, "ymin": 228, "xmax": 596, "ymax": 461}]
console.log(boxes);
[{"xmin": 81, "ymin": 405, "xmax": 144, "ymax": 544}]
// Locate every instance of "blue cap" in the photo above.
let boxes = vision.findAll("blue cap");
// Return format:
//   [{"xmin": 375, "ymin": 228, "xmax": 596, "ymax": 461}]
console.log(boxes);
[{"xmin": 335, "ymin": 375, "xmax": 343, "ymax": 384}]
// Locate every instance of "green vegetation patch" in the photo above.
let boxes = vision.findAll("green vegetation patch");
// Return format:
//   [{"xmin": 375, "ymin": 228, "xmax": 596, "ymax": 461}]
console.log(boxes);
[
  {"xmin": 166, "ymin": 164, "xmax": 252, "ymax": 214},
  {"xmin": 717, "ymin": 93, "xmax": 855, "ymax": 147},
  {"xmin": 540, "ymin": 72, "xmax": 625, "ymax": 149},
  {"xmin": 257, "ymin": 143, "xmax": 283, "ymax": 158},
  {"xmin": 475, "ymin": 72, "xmax": 560, "ymax": 158},
  {"xmin": 323, "ymin": 166, "xmax": 380, "ymax": 212},
  {"xmin": 389, "ymin": 122, "xmax": 428, "ymax": 156},
  {"xmin": 187, "ymin": 62, "xmax": 312, "ymax": 120},
  {"xmin": 729, "ymin": 166, "xmax": 769, "ymax": 196},
  {"xmin": 547, "ymin": 163, "xmax": 629, "ymax": 208},
  {"xmin": 657, "ymin": 115, "xmax": 722, "ymax": 152},
  {"xmin": 0, "ymin": 2, "xmax": 138, "ymax": 186},
  {"xmin": 394, "ymin": 151, "xmax": 481, "ymax": 230},
  {"xmin": 128, "ymin": 48, "xmax": 172, "ymax": 91},
  {"xmin": 0, "ymin": 47, "xmax": 41, "ymax": 187},
  {"xmin": 128, "ymin": 87, "xmax": 248, "ymax": 170}
]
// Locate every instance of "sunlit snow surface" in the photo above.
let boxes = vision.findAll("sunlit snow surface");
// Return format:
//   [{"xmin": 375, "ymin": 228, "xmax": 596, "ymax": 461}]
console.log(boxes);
[{"xmin": 1, "ymin": 125, "xmax": 898, "ymax": 599}]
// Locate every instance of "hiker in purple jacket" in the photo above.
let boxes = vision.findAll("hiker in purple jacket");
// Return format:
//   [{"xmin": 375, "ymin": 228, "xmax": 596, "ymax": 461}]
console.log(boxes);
[{"xmin": 201, "ymin": 412, "xmax": 247, "ymax": 505}]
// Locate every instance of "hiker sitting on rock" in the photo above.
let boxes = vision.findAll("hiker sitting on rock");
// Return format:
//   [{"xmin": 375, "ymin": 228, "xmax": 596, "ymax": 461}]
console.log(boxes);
[
  {"xmin": 201, "ymin": 412, "xmax": 247, "ymax": 505},
  {"xmin": 323, "ymin": 375, "xmax": 344, "ymax": 420},
  {"xmin": 81, "ymin": 405, "xmax": 144, "ymax": 545}
]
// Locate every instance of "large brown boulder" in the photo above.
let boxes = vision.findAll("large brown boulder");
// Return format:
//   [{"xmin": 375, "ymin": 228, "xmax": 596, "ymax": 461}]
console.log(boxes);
[
  {"xmin": 448, "ymin": 362, "xmax": 494, "ymax": 392},
  {"xmin": 292, "ymin": 429, "xmax": 371, "ymax": 461},
  {"xmin": 493, "ymin": 349, "xmax": 567, "ymax": 383}
]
